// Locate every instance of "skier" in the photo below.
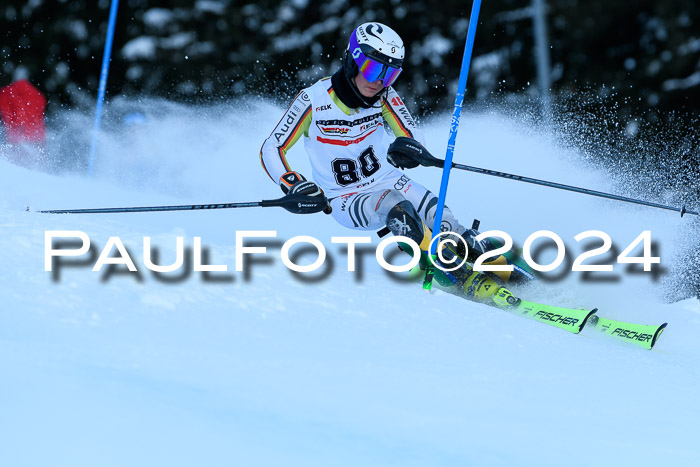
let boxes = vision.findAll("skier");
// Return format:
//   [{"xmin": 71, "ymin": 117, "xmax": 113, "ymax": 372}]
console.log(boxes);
[{"xmin": 260, "ymin": 22, "xmax": 521, "ymax": 300}]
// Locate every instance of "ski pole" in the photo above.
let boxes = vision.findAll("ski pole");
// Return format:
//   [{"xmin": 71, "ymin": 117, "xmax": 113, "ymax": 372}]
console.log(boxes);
[
  {"xmin": 34, "ymin": 193, "xmax": 330, "ymax": 215},
  {"xmin": 425, "ymin": 0, "xmax": 483, "ymax": 290},
  {"xmin": 450, "ymin": 163, "xmax": 698, "ymax": 217},
  {"xmin": 404, "ymin": 148, "xmax": 698, "ymax": 217}
]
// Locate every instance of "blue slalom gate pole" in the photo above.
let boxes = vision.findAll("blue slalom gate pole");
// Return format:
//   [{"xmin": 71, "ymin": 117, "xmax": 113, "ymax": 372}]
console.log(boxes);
[
  {"xmin": 87, "ymin": 0, "xmax": 120, "ymax": 174},
  {"xmin": 424, "ymin": 0, "xmax": 482, "ymax": 289}
]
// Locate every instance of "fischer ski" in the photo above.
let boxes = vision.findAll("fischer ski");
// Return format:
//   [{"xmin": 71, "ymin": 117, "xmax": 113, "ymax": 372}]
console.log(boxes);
[
  {"xmin": 491, "ymin": 289, "xmax": 667, "ymax": 349},
  {"xmin": 586, "ymin": 315, "xmax": 667, "ymax": 350},
  {"xmin": 397, "ymin": 227, "xmax": 669, "ymax": 349},
  {"xmin": 492, "ymin": 288, "xmax": 596, "ymax": 334}
]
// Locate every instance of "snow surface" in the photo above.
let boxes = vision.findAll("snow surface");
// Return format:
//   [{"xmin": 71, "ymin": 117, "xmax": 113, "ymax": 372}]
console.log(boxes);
[{"xmin": 1, "ymin": 101, "xmax": 699, "ymax": 466}]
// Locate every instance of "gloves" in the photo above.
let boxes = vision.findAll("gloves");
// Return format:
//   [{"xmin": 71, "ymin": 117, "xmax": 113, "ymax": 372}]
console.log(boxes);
[
  {"xmin": 387, "ymin": 137, "xmax": 442, "ymax": 169},
  {"xmin": 280, "ymin": 171, "xmax": 322, "ymax": 196},
  {"xmin": 279, "ymin": 171, "xmax": 331, "ymax": 214}
]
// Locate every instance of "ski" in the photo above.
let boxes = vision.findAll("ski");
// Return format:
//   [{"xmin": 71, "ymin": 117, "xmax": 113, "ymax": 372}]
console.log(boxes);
[
  {"xmin": 586, "ymin": 315, "xmax": 667, "ymax": 350},
  {"xmin": 492, "ymin": 289, "xmax": 667, "ymax": 349},
  {"xmin": 400, "ymin": 231, "xmax": 669, "ymax": 349},
  {"xmin": 492, "ymin": 288, "xmax": 596, "ymax": 334}
]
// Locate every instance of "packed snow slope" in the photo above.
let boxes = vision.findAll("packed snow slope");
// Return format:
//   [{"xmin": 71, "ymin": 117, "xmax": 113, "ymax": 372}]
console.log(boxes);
[{"xmin": 1, "ymin": 100, "xmax": 699, "ymax": 467}]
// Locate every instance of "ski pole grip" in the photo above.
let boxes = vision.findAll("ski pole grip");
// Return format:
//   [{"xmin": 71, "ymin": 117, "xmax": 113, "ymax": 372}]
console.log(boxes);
[{"xmin": 263, "ymin": 193, "xmax": 330, "ymax": 214}]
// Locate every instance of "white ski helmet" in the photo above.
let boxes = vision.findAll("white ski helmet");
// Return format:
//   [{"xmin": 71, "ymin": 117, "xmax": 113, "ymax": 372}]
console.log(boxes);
[{"xmin": 344, "ymin": 22, "xmax": 405, "ymax": 88}]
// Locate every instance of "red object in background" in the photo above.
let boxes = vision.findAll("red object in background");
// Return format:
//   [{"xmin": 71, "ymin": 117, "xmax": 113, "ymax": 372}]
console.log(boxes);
[{"xmin": 0, "ymin": 79, "xmax": 47, "ymax": 144}]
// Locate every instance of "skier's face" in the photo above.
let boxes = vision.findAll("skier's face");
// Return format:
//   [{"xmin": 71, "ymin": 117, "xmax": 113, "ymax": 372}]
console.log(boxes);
[{"xmin": 353, "ymin": 72, "xmax": 384, "ymax": 97}]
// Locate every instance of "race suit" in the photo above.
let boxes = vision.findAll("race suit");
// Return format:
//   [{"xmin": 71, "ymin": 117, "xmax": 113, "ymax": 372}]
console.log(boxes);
[{"xmin": 260, "ymin": 76, "xmax": 464, "ymax": 234}]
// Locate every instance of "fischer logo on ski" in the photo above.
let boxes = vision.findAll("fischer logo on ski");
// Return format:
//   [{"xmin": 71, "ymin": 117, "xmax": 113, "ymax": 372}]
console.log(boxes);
[
  {"xmin": 610, "ymin": 328, "xmax": 653, "ymax": 343},
  {"xmin": 533, "ymin": 310, "xmax": 580, "ymax": 327}
]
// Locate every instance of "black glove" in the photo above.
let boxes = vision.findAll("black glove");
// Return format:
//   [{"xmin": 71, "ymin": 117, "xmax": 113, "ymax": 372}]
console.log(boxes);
[
  {"xmin": 279, "ymin": 171, "xmax": 332, "ymax": 214},
  {"xmin": 387, "ymin": 137, "xmax": 443, "ymax": 169}
]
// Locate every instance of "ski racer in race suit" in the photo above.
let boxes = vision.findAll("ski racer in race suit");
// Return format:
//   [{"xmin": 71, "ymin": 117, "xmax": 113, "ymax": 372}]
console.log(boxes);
[{"xmin": 260, "ymin": 22, "xmax": 513, "ymax": 300}]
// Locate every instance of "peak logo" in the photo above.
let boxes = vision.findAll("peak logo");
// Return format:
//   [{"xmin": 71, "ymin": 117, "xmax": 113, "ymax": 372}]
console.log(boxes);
[{"xmin": 315, "ymin": 104, "xmax": 332, "ymax": 112}]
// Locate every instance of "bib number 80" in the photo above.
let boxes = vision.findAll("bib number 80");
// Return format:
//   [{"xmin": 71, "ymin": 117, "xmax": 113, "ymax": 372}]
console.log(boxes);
[{"xmin": 332, "ymin": 147, "xmax": 381, "ymax": 186}]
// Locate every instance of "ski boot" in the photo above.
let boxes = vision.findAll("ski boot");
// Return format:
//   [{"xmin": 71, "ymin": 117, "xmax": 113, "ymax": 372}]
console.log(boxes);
[
  {"xmin": 444, "ymin": 228, "xmax": 535, "ymax": 285},
  {"xmin": 450, "ymin": 228, "xmax": 494, "ymax": 263},
  {"xmin": 462, "ymin": 269, "xmax": 523, "ymax": 310},
  {"xmin": 462, "ymin": 269, "xmax": 507, "ymax": 301},
  {"xmin": 491, "ymin": 287, "xmax": 522, "ymax": 308}
]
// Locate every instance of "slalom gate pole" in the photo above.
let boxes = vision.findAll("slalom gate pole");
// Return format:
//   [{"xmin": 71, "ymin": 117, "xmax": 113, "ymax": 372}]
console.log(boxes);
[
  {"xmin": 451, "ymin": 162, "xmax": 699, "ymax": 217},
  {"xmin": 424, "ymin": 0, "xmax": 482, "ymax": 290},
  {"xmin": 35, "ymin": 193, "xmax": 329, "ymax": 215},
  {"xmin": 87, "ymin": 0, "xmax": 120, "ymax": 175}
]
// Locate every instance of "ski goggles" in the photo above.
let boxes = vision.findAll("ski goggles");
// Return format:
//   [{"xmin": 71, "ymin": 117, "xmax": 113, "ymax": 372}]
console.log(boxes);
[
  {"xmin": 349, "ymin": 36, "xmax": 403, "ymax": 87},
  {"xmin": 357, "ymin": 57, "xmax": 402, "ymax": 87}
]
